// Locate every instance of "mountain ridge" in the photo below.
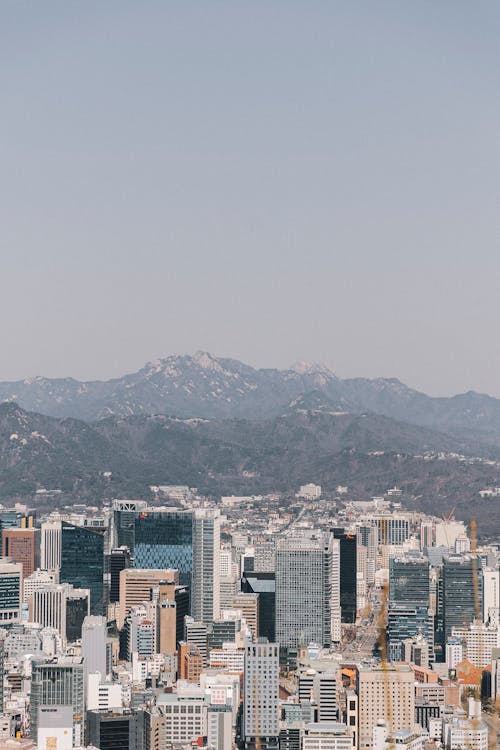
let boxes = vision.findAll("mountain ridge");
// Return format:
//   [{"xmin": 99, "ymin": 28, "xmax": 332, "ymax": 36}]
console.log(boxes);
[{"xmin": 2, "ymin": 351, "xmax": 500, "ymax": 448}]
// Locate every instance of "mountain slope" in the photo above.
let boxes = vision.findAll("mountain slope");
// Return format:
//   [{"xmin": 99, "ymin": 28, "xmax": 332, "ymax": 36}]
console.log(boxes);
[
  {"xmin": 0, "ymin": 402, "xmax": 499, "ymax": 536},
  {"xmin": 1, "ymin": 352, "xmax": 500, "ymax": 448}
]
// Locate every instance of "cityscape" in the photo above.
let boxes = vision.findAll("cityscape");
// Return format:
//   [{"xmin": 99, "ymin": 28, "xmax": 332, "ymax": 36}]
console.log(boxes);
[
  {"xmin": 0, "ymin": 482, "xmax": 497, "ymax": 750},
  {"xmin": 2, "ymin": 2, "xmax": 500, "ymax": 750}
]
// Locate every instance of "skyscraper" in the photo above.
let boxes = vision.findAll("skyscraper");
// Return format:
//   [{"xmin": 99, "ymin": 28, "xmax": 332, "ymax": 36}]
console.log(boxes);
[
  {"xmin": 0, "ymin": 560, "xmax": 22, "ymax": 625},
  {"xmin": 389, "ymin": 557, "xmax": 430, "ymax": 607},
  {"xmin": 333, "ymin": 529, "xmax": 357, "ymax": 624},
  {"xmin": 41, "ymin": 521, "xmax": 62, "ymax": 571},
  {"xmin": 443, "ymin": 555, "xmax": 483, "ymax": 640},
  {"xmin": 191, "ymin": 509, "xmax": 221, "ymax": 626},
  {"xmin": 241, "ymin": 571, "xmax": 276, "ymax": 642},
  {"xmin": 243, "ymin": 640, "xmax": 279, "ymax": 750},
  {"xmin": 134, "ymin": 509, "xmax": 193, "ymax": 588},
  {"xmin": 2, "ymin": 528, "xmax": 40, "ymax": 578},
  {"xmin": 60, "ymin": 522, "xmax": 105, "ymax": 615},
  {"xmin": 81, "ymin": 615, "xmax": 108, "ymax": 677},
  {"xmin": 357, "ymin": 665, "xmax": 414, "ymax": 750},
  {"xmin": 105, "ymin": 546, "xmax": 131, "ymax": 605},
  {"xmin": 118, "ymin": 568, "xmax": 178, "ymax": 630},
  {"xmin": 33, "ymin": 583, "xmax": 90, "ymax": 643},
  {"xmin": 276, "ymin": 534, "xmax": 340, "ymax": 652},
  {"xmin": 30, "ymin": 657, "xmax": 85, "ymax": 746}
]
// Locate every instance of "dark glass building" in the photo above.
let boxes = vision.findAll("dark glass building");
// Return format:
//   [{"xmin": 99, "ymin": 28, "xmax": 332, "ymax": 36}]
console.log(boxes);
[
  {"xmin": 333, "ymin": 529, "xmax": 357, "ymax": 624},
  {"xmin": 87, "ymin": 710, "xmax": 131, "ymax": 750},
  {"xmin": 105, "ymin": 547, "xmax": 131, "ymax": 604},
  {"xmin": 134, "ymin": 510, "xmax": 193, "ymax": 588},
  {"xmin": 387, "ymin": 603, "xmax": 434, "ymax": 662},
  {"xmin": 66, "ymin": 591, "xmax": 89, "ymax": 642},
  {"xmin": 60, "ymin": 522, "xmax": 105, "ymax": 615},
  {"xmin": 443, "ymin": 555, "xmax": 482, "ymax": 640},
  {"xmin": 389, "ymin": 557, "xmax": 430, "ymax": 606},
  {"xmin": 241, "ymin": 571, "xmax": 275, "ymax": 642}
]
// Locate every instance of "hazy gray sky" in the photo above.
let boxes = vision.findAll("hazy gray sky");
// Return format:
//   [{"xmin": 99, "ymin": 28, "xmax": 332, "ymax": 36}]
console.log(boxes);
[{"xmin": 1, "ymin": 1, "xmax": 499, "ymax": 396}]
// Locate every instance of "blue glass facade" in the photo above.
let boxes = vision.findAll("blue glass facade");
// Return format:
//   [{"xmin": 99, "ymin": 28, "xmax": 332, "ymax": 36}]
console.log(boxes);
[
  {"xmin": 60, "ymin": 522, "xmax": 105, "ymax": 615},
  {"xmin": 134, "ymin": 511, "xmax": 193, "ymax": 589}
]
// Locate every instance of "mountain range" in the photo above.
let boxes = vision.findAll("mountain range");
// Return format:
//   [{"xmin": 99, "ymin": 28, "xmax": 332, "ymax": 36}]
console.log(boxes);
[
  {"xmin": 0, "ymin": 352, "xmax": 499, "ymax": 537},
  {"xmin": 2, "ymin": 351, "xmax": 500, "ymax": 450}
]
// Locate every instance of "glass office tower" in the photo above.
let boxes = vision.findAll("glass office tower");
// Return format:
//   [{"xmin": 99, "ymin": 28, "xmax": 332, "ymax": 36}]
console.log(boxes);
[
  {"xmin": 60, "ymin": 523, "xmax": 105, "ymax": 615},
  {"xmin": 389, "ymin": 557, "xmax": 430, "ymax": 606},
  {"xmin": 134, "ymin": 510, "xmax": 193, "ymax": 588},
  {"xmin": 443, "ymin": 555, "xmax": 482, "ymax": 640},
  {"xmin": 333, "ymin": 528, "xmax": 357, "ymax": 623}
]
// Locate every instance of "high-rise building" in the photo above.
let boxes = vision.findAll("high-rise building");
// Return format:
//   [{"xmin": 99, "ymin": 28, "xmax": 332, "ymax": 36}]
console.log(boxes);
[
  {"xmin": 184, "ymin": 617, "xmax": 209, "ymax": 666},
  {"xmin": 134, "ymin": 509, "xmax": 193, "ymax": 588},
  {"xmin": 118, "ymin": 568, "xmax": 178, "ymax": 630},
  {"xmin": 298, "ymin": 668, "xmax": 338, "ymax": 722},
  {"xmin": 243, "ymin": 640, "xmax": 279, "ymax": 750},
  {"xmin": 191, "ymin": 509, "xmax": 221, "ymax": 626},
  {"xmin": 23, "ymin": 569, "xmax": 58, "ymax": 610},
  {"xmin": 105, "ymin": 547, "xmax": 131, "ymax": 605},
  {"xmin": 333, "ymin": 529, "xmax": 357, "ymax": 624},
  {"xmin": 369, "ymin": 516, "xmax": 410, "ymax": 546},
  {"xmin": 87, "ymin": 710, "xmax": 132, "ymax": 750},
  {"xmin": 30, "ymin": 657, "xmax": 85, "ymax": 746},
  {"xmin": 420, "ymin": 522, "xmax": 435, "ymax": 551},
  {"xmin": 387, "ymin": 604, "xmax": 434, "ymax": 663},
  {"xmin": 241, "ymin": 571, "xmax": 276, "ymax": 642},
  {"xmin": 482, "ymin": 568, "xmax": 499, "ymax": 623},
  {"xmin": 0, "ymin": 636, "xmax": 4, "ymax": 714},
  {"xmin": 0, "ymin": 560, "xmax": 22, "ymax": 625},
  {"xmin": 389, "ymin": 557, "xmax": 430, "ymax": 607},
  {"xmin": 276, "ymin": 534, "xmax": 340, "ymax": 652},
  {"xmin": 357, "ymin": 665, "xmax": 415, "ymax": 750},
  {"xmin": 40, "ymin": 521, "xmax": 62, "ymax": 571},
  {"xmin": 33, "ymin": 583, "xmax": 90, "ymax": 643},
  {"xmin": 207, "ymin": 704, "xmax": 233, "ymax": 750},
  {"xmin": 443, "ymin": 556, "xmax": 483, "ymax": 640},
  {"xmin": 2, "ymin": 528, "xmax": 40, "ymax": 579},
  {"xmin": 111, "ymin": 499, "xmax": 147, "ymax": 555},
  {"xmin": 451, "ymin": 620, "xmax": 498, "ymax": 668},
  {"xmin": 254, "ymin": 540, "xmax": 276, "ymax": 573},
  {"xmin": 232, "ymin": 592, "xmax": 259, "ymax": 640},
  {"xmin": 81, "ymin": 615, "xmax": 108, "ymax": 677},
  {"xmin": 154, "ymin": 581, "xmax": 178, "ymax": 655},
  {"xmin": 178, "ymin": 641, "xmax": 204, "ymax": 683},
  {"xmin": 60, "ymin": 522, "xmax": 105, "ymax": 615}
]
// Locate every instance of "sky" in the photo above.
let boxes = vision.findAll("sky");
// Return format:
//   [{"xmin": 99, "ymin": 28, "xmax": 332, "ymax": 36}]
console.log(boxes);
[{"xmin": 1, "ymin": 1, "xmax": 499, "ymax": 396}]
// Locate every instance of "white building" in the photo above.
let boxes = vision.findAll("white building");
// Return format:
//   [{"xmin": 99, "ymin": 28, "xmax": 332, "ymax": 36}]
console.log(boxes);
[
  {"xmin": 207, "ymin": 704, "xmax": 233, "ymax": 750},
  {"xmin": 33, "ymin": 583, "xmax": 90, "ymax": 643},
  {"xmin": 443, "ymin": 718, "xmax": 488, "ymax": 750},
  {"xmin": 156, "ymin": 686, "xmax": 208, "ymax": 744},
  {"xmin": 297, "ymin": 484, "xmax": 322, "ymax": 501},
  {"xmin": 209, "ymin": 643, "xmax": 245, "ymax": 672},
  {"xmin": 86, "ymin": 672, "xmax": 122, "ymax": 711},
  {"xmin": 40, "ymin": 521, "xmax": 62, "ymax": 571},
  {"xmin": 482, "ymin": 568, "xmax": 499, "ymax": 623},
  {"xmin": 303, "ymin": 723, "xmax": 353, "ymax": 750},
  {"xmin": 243, "ymin": 641, "xmax": 279, "ymax": 748},
  {"xmin": 191, "ymin": 509, "xmax": 221, "ymax": 627},
  {"xmin": 434, "ymin": 521, "xmax": 467, "ymax": 550},
  {"xmin": 23, "ymin": 569, "xmax": 58, "ymax": 605},
  {"xmin": 445, "ymin": 638, "xmax": 463, "ymax": 669},
  {"xmin": 451, "ymin": 620, "xmax": 499, "ymax": 667}
]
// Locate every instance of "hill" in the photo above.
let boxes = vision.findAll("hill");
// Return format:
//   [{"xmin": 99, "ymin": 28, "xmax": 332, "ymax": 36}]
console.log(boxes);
[{"xmin": 0, "ymin": 401, "xmax": 498, "ymax": 537}]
